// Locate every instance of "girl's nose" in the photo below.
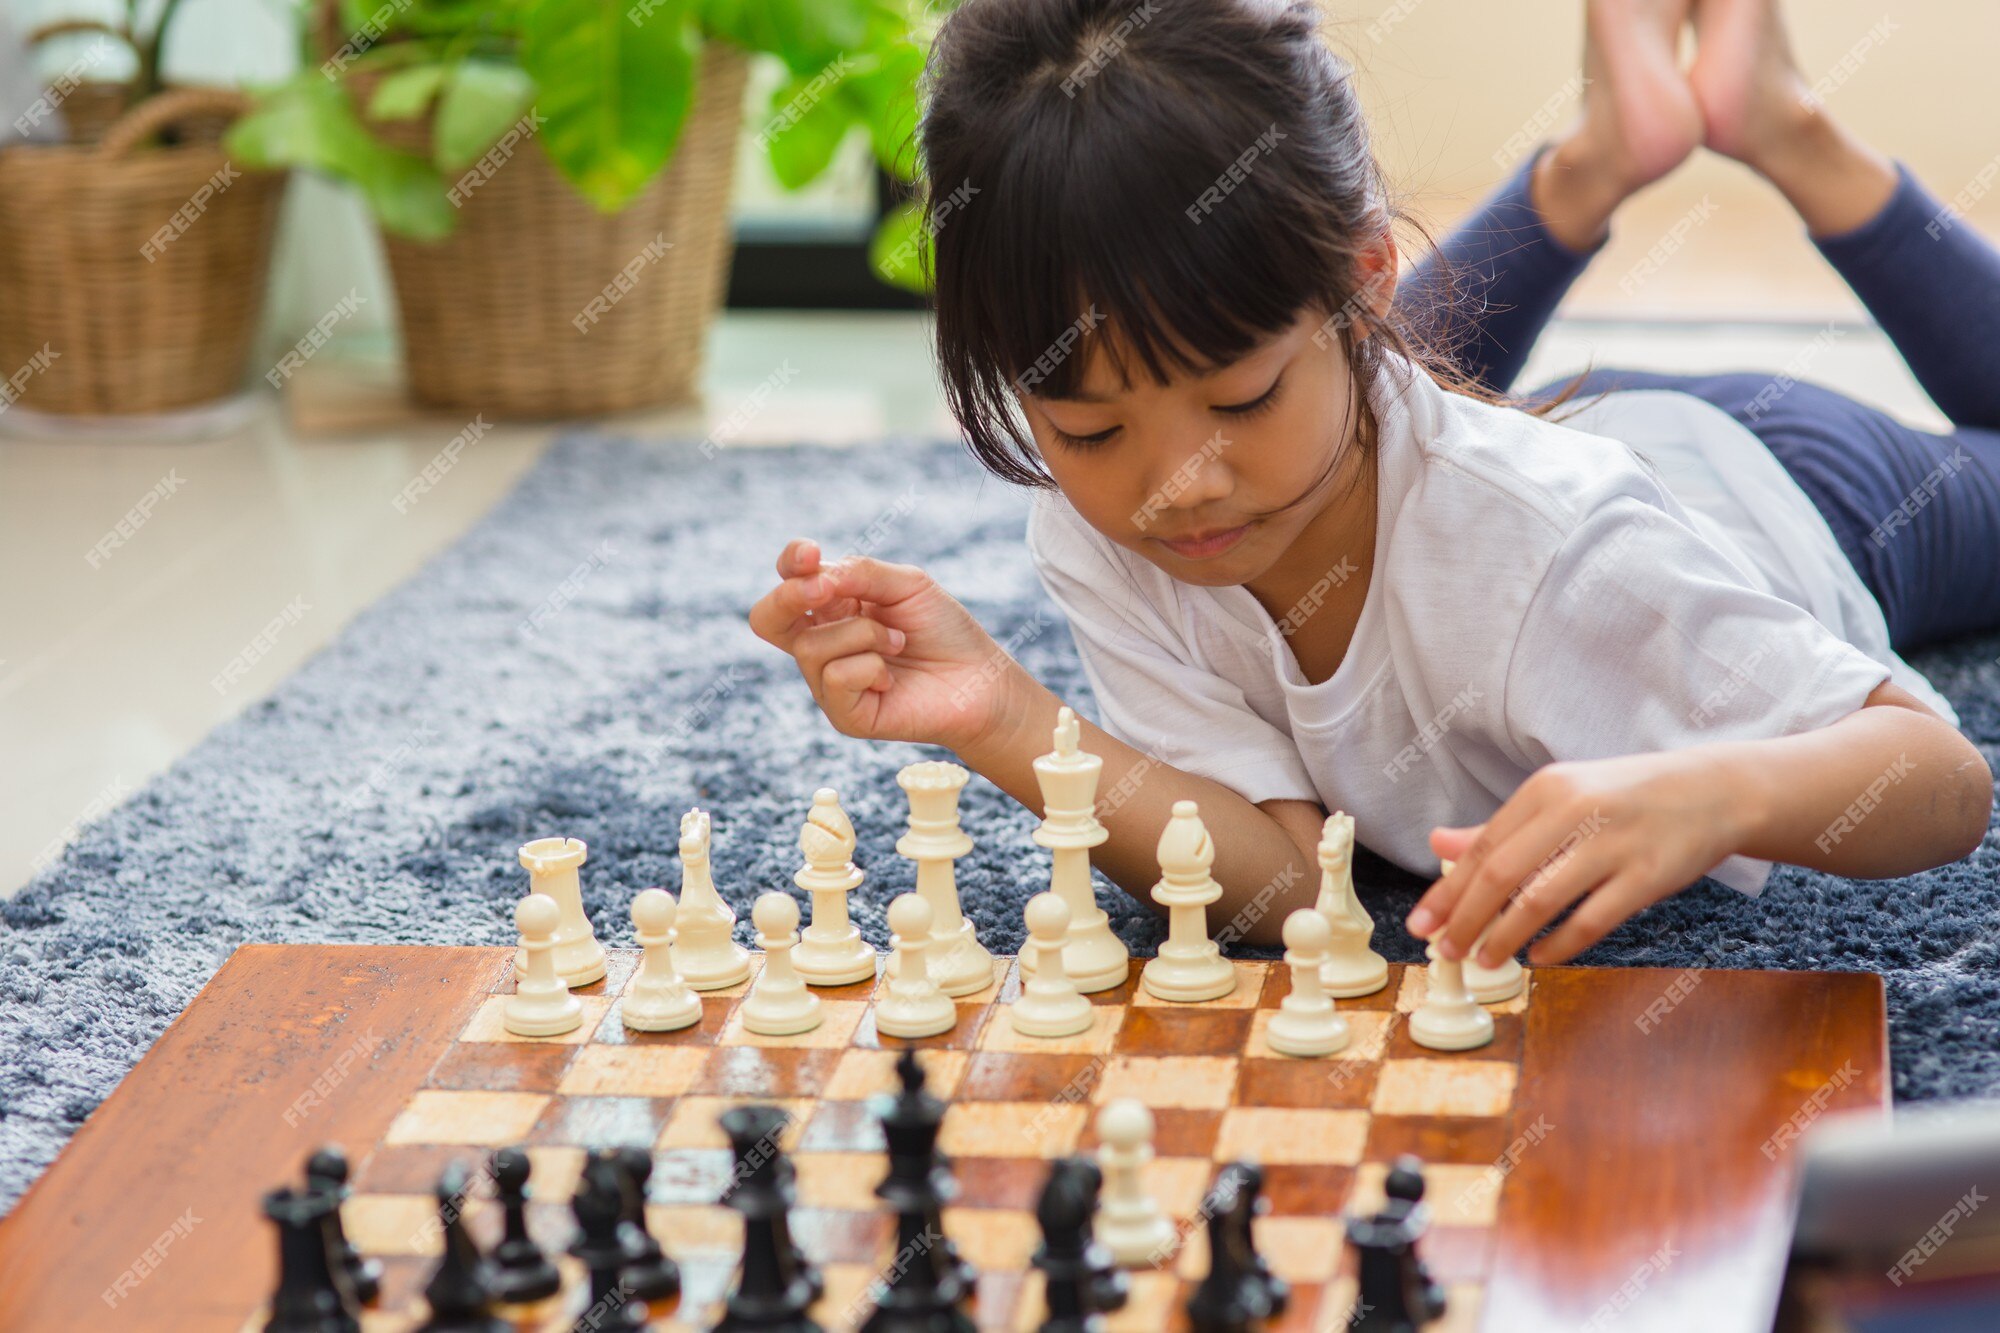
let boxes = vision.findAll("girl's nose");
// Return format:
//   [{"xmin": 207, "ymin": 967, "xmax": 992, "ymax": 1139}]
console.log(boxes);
[{"xmin": 1141, "ymin": 427, "xmax": 1236, "ymax": 516}]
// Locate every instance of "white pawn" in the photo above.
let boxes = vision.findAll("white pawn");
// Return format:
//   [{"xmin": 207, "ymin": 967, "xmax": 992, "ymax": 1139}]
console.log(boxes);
[
  {"xmin": 1138, "ymin": 801, "xmax": 1237, "ymax": 1003},
  {"xmin": 1409, "ymin": 940, "xmax": 1495, "ymax": 1051},
  {"xmin": 1266, "ymin": 909, "xmax": 1350, "ymax": 1058},
  {"xmin": 739, "ymin": 893, "xmax": 822, "ymax": 1037},
  {"xmin": 514, "ymin": 836, "xmax": 606, "ymax": 988},
  {"xmin": 792, "ymin": 788, "xmax": 878, "ymax": 987},
  {"xmin": 1094, "ymin": 1099, "xmax": 1177, "ymax": 1266},
  {"xmin": 874, "ymin": 894, "xmax": 957, "ymax": 1039},
  {"xmin": 505, "ymin": 894, "xmax": 584, "ymax": 1038},
  {"xmin": 1441, "ymin": 859, "xmax": 1526, "ymax": 1003},
  {"xmin": 1316, "ymin": 812, "xmax": 1388, "ymax": 998},
  {"xmin": 1010, "ymin": 893, "xmax": 1094, "ymax": 1038},
  {"xmin": 670, "ymin": 809, "xmax": 753, "ymax": 990},
  {"xmin": 621, "ymin": 888, "xmax": 702, "ymax": 1032}
]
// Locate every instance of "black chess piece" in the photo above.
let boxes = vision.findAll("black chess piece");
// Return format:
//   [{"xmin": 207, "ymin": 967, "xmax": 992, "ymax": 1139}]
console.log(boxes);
[
  {"xmin": 860, "ymin": 1053, "xmax": 975, "ymax": 1333},
  {"xmin": 1185, "ymin": 1164, "xmax": 1277, "ymax": 1333},
  {"xmin": 1231, "ymin": 1162, "xmax": 1287, "ymax": 1317},
  {"xmin": 1347, "ymin": 1156, "xmax": 1447, "ymax": 1333},
  {"xmin": 262, "ymin": 1185, "xmax": 361, "ymax": 1333},
  {"xmin": 416, "ymin": 1162, "xmax": 508, "ymax": 1333},
  {"xmin": 1032, "ymin": 1158, "xmax": 1126, "ymax": 1333},
  {"xmin": 487, "ymin": 1146, "xmax": 561, "ymax": 1304},
  {"xmin": 569, "ymin": 1158, "xmax": 647, "ymax": 1333},
  {"xmin": 1072, "ymin": 1159, "xmax": 1128, "ymax": 1317},
  {"xmin": 886, "ymin": 1049, "xmax": 977, "ymax": 1293},
  {"xmin": 611, "ymin": 1145, "xmax": 682, "ymax": 1302},
  {"xmin": 304, "ymin": 1146, "xmax": 381, "ymax": 1306},
  {"xmin": 717, "ymin": 1104, "xmax": 822, "ymax": 1333}
]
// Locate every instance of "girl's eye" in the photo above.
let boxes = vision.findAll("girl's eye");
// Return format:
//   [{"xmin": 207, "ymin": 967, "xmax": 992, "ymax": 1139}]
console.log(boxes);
[
  {"xmin": 1217, "ymin": 374, "xmax": 1284, "ymax": 418},
  {"xmin": 1049, "ymin": 423, "xmax": 1119, "ymax": 450}
]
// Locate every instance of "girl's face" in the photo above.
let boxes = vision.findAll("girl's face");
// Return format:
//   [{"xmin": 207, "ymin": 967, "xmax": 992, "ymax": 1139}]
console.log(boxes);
[{"xmin": 1018, "ymin": 303, "xmax": 1366, "ymax": 589}]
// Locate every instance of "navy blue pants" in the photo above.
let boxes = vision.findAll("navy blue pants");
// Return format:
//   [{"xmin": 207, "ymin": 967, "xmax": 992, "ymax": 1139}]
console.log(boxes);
[{"xmin": 1398, "ymin": 153, "xmax": 2000, "ymax": 651}]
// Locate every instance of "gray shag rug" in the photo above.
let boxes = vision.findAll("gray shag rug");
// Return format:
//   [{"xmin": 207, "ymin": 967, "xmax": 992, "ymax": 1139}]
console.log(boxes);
[{"xmin": 4, "ymin": 434, "xmax": 1999, "ymax": 1213}]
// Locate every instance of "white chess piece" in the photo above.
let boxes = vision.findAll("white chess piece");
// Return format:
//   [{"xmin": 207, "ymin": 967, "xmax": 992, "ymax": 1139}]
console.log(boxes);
[
  {"xmin": 1439, "ymin": 859, "xmax": 1526, "ymax": 1003},
  {"xmin": 1409, "ymin": 941, "xmax": 1496, "ymax": 1051},
  {"xmin": 739, "ymin": 893, "xmax": 823, "ymax": 1037},
  {"xmin": 1266, "ymin": 909, "xmax": 1351, "ymax": 1058},
  {"xmin": 514, "ymin": 836, "xmax": 606, "ymax": 988},
  {"xmin": 670, "ymin": 809, "xmax": 753, "ymax": 990},
  {"xmin": 1138, "ymin": 801, "xmax": 1238, "ymax": 1003},
  {"xmin": 792, "ymin": 788, "xmax": 877, "ymax": 987},
  {"xmin": 621, "ymin": 888, "xmax": 702, "ymax": 1032},
  {"xmin": 895, "ymin": 762, "xmax": 994, "ymax": 996},
  {"xmin": 1094, "ymin": 1100, "xmax": 1177, "ymax": 1266},
  {"xmin": 1021, "ymin": 707, "xmax": 1129, "ymax": 993},
  {"xmin": 1010, "ymin": 893, "xmax": 1095, "ymax": 1038},
  {"xmin": 873, "ymin": 893, "xmax": 957, "ymax": 1039},
  {"xmin": 505, "ymin": 894, "xmax": 585, "ymax": 1037},
  {"xmin": 1315, "ymin": 812, "xmax": 1388, "ymax": 998}
]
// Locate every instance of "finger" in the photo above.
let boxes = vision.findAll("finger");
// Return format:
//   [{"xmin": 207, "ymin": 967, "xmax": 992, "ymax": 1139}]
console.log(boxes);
[
  {"xmin": 1406, "ymin": 786, "xmax": 1556, "ymax": 942},
  {"xmin": 794, "ymin": 616, "xmax": 907, "ymax": 682},
  {"xmin": 1472, "ymin": 835, "xmax": 1619, "ymax": 963},
  {"xmin": 747, "ymin": 572, "xmax": 860, "ymax": 648},
  {"xmin": 1429, "ymin": 826, "xmax": 1479, "ymax": 860},
  {"xmin": 1528, "ymin": 868, "xmax": 1653, "ymax": 965},
  {"xmin": 822, "ymin": 556, "xmax": 933, "ymax": 607},
  {"xmin": 776, "ymin": 538, "xmax": 822, "ymax": 580},
  {"xmin": 821, "ymin": 652, "xmax": 892, "ymax": 716},
  {"xmin": 1431, "ymin": 803, "xmax": 1610, "ymax": 961}
]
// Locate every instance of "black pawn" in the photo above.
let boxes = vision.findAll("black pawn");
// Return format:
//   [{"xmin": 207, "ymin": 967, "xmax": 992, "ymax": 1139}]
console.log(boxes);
[
  {"xmin": 1032, "ymin": 1158, "xmax": 1126, "ymax": 1333},
  {"xmin": 417, "ymin": 1162, "xmax": 507, "ymax": 1333},
  {"xmin": 1348, "ymin": 1157, "xmax": 1446, "ymax": 1333},
  {"xmin": 569, "ymin": 1157, "xmax": 647, "ymax": 1333},
  {"xmin": 612, "ymin": 1146, "xmax": 682, "ymax": 1302},
  {"xmin": 304, "ymin": 1146, "xmax": 381, "ymax": 1306},
  {"xmin": 1185, "ymin": 1164, "xmax": 1275, "ymax": 1333},
  {"xmin": 717, "ymin": 1104, "xmax": 822, "ymax": 1333},
  {"xmin": 1231, "ymin": 1163, "xmax": 1287, "ymax": 1317},
  {"xmin": 262, "ymin": 1185, "xmax": 361, "ymax": 1333},
  {"xmin": 487, "ymin": 1147, "xmax": 560, "ymax": 1304}
]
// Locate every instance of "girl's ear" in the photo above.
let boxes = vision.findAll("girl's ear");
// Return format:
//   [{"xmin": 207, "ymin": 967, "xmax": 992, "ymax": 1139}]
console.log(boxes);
[{"xmin": 1352, "ymin": 231, "xmax": 1401, "ymax": 336}]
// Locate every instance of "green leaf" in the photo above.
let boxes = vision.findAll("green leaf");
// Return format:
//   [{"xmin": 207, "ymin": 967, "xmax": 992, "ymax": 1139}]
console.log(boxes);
[
  {"xmin": 696, "ymin": 0, "xmax": 870, "ymax": 75},
  {"xmin": 867, "ymin": 197, "xmax": 930, "ymax": 294},
  {"xmin": 840, "ymin": 36, "xmax": 924, "ymax": 178},
  {"xmin": 228, "ymin": 76, "xmax": 455, "ymax": 239},
  {"xmin": 367, "ymin": 63, "xmax": 448, "ymax": 121},
  {"xmin": 432, "ymin": 59, "xmax": 536, "ymax": 171},
  {"xmin": 759, "ymin": 72, "xmax": 854, "ymax": 189},
  {"xmin": 521, "ymin": 0, "xmax": 697, "ymax": 212}
]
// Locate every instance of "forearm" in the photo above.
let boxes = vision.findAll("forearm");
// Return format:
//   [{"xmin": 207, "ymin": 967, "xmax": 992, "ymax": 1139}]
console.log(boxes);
[
  {"xmin": 956, "ymin": 673, "xmax": 1320, "ymax": 946},
  {"xmin": 1723, "ymin": 694, "xmax": 1991, "ymax": 877}
]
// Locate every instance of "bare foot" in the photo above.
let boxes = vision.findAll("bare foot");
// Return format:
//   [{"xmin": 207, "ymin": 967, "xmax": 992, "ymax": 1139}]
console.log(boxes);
[
  {"xmin": 1687, "ymin": 0, "xmax": 1811, "ymax": 167},
  {"xmin": 1533, "ymin": 0, "xmax": 1702, "ymax": 249},
  {"xmin": 1688, "ymin": 0, "xmax": 1897, "ymax": 234}
]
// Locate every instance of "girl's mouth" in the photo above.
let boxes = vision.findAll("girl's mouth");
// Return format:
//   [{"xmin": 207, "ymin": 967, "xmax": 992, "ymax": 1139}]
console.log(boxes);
[{"xmin": 1157, "ymin": 524, "xmax": 1251, "ymax": 560}]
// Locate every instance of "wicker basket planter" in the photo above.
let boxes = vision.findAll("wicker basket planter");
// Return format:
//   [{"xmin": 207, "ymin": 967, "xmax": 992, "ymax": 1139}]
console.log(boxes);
[
  {"xmin": 381, "ymin": 42, "xmax": 749, "ymax": 418},
  {"xmin": 0, "ymin": 88, "xmax": 286, "ymax": 416}
]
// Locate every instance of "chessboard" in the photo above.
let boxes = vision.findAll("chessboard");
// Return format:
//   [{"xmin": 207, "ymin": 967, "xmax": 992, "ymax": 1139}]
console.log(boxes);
[{"xmin": 0, "ymin": 942, "xmax": 1886, "ymax": 1333}]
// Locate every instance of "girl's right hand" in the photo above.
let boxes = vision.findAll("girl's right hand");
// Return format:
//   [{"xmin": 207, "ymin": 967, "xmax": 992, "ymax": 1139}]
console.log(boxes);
[{"xmin": 748, "ymin": 538, "xmax": 1027, "ymax": 752}]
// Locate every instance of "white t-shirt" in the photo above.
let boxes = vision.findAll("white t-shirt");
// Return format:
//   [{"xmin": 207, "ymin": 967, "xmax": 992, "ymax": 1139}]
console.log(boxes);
[{"xmin": 1027, "ymin": 355, "xmax": 1956, "ymax": 896}]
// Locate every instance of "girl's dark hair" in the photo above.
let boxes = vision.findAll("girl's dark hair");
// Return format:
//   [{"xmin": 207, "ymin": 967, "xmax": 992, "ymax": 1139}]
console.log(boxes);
[{"xmin": 920, "ymin": 0, "xmax": 1561, "ymax": 488}]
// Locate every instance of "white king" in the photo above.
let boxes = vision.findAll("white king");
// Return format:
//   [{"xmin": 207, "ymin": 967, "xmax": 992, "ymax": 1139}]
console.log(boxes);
[{"xmin": 1025, "ymin": 706, "xmax": 1130, "ymax": 992}]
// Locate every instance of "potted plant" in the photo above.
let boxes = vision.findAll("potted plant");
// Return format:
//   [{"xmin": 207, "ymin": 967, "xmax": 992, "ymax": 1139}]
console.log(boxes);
[
  {"xmin": 0, "ymin": 4, "xmax": 288, "ymax": 415},
  {"xmin": 228, "ymin": 0, "xmax": 937, "ymax": 417}
]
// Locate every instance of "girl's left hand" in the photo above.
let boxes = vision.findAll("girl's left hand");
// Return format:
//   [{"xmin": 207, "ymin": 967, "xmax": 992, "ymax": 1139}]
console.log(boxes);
[{"xmin": 1405, "ymin": 748, "xmax": 1757, "ymax": 966}]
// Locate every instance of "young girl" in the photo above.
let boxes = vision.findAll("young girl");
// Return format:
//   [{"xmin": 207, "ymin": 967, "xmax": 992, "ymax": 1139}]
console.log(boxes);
[{"xmin": 749, "ymin": 0, "xmax": 1996, "ymax": 964}]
